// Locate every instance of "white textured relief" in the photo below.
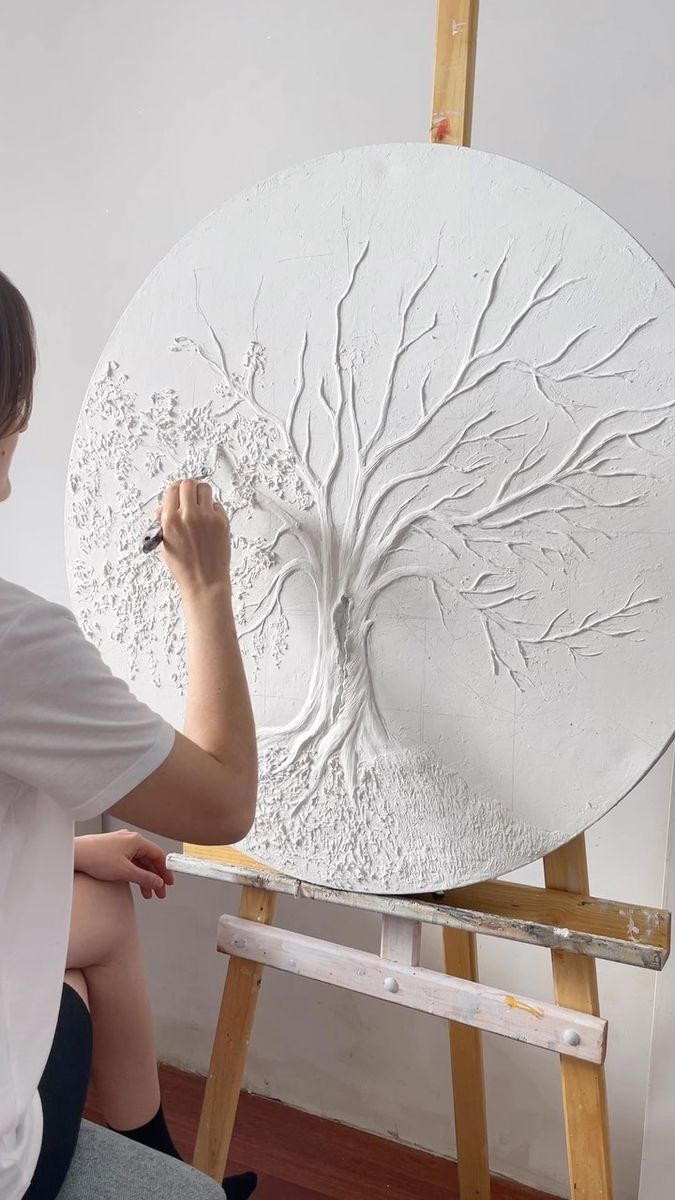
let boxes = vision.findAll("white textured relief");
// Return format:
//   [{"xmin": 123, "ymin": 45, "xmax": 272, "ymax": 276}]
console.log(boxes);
[{"xmin": 66, "ymin": 145, "xmax": 675, "ymax": 892}]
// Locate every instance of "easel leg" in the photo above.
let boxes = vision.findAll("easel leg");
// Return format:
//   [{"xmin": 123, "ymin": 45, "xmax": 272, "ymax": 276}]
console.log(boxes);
[
  {"xmin": 544, "ymin": 836, "xmax": 613, "ymax": 1200},
  {"xmin": 434, "ymin": 6, "xmax": 489, "ymax": 1185},
  {"xmin": 444, "ymin": 928, "xmax": 491, "ymax": 1199},
  {"xmin": 193, "ymin": 886, "xmax": 277, "ymax": 1179}
]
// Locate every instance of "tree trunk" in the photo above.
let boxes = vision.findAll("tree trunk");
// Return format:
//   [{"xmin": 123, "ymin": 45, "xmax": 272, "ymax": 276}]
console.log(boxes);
[{"xmin": 262, "ymin": 586, "xmax": 390, "ymax": 791}]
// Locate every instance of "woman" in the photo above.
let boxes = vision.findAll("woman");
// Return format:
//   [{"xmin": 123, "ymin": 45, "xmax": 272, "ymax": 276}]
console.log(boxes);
[{"xmin": 0, "ymin": 269, "xmax": 259, "ymax": 1200}]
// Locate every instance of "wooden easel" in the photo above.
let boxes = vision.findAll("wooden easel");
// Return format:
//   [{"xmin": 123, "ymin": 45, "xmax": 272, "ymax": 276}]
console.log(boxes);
[{"xmin": 168, "ymin": 5, "xmax": 672, "ymax": 1198}]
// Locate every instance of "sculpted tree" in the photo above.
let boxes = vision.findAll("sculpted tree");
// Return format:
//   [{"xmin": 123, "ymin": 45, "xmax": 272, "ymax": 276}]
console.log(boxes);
[{"xmin": 69, "ymin": 238, "xmax": 667, "ymax": 883}]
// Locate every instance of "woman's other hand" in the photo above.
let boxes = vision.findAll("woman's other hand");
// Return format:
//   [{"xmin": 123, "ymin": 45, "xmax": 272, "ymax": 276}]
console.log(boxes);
[{"xmin": 74, "ymin": 831, "xmax": 175, "ymax": 899}]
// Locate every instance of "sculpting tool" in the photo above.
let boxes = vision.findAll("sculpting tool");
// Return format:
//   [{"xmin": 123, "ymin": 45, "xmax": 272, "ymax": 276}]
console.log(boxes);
[{"xmin": 141, "ymin": 520, "xmax": 163, "ymax": 554}]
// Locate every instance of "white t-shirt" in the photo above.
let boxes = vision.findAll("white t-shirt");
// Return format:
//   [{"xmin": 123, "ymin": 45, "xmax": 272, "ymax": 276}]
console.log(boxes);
[{"xmin": 0, "ymin": 578, "xmax": 175, "ymax": 1200}]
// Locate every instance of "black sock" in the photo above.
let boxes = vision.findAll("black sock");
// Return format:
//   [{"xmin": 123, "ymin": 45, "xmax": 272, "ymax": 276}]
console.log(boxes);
[
  {"xmin": 110, "ymin": 1104, "xmax": 181, "ymax": 1158},
  {"xmin": 221, "ymin": 1174, "xmax": 257, "ymax": 1200},
  {"xmin": 110, "ymin": 1105, "xmax": 257, "ymax": 1197}
]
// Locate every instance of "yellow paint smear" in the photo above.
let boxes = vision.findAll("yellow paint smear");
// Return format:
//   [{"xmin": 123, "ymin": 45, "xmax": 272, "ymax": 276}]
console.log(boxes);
[{"xmin": 504, "ymin": 994, "xmax": 544, "ymax": 1020}]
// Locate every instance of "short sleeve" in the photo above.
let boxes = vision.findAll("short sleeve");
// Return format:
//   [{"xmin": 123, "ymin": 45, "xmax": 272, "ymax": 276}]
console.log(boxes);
[{"xmin": 0, "ymin": 591, "xmax": 175, "ymax": 820}]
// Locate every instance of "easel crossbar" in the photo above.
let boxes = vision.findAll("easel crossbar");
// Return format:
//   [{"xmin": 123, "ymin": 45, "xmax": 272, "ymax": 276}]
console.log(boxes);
[
  {"xmin": 169, "ymin": 854, "xmax": 670, "ymax": 970},
  {"xmin": 218, "ymin": 913, "xmax": 607, "ymax": 1063}
]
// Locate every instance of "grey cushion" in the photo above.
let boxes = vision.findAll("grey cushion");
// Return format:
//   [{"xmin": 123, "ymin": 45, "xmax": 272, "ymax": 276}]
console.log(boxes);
[{"xmin": 58, "ymin": 1121, "xmax": 224, "ymax": 1199}]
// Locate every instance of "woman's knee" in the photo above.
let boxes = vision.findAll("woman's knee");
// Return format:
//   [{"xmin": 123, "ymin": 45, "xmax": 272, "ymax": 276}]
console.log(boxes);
[
  {"xmin": 74, "ymin": 872, "xmax": 136, "ymax": 920},
  {"xmin": 101, "ymin": 876, "xmax": 136, "ymax": 917},
  {"xmin": 70, "ymin": 874, "xmax": 139, "ymax": 969}
]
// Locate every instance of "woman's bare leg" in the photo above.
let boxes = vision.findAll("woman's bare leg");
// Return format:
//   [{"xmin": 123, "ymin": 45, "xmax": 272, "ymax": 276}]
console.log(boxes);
[{"xmin": 67, "ymin": 872, "xmax": 161, "ymax": 1130}]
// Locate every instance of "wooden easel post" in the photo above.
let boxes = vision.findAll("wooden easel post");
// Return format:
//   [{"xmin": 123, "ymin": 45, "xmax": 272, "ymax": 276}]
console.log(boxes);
[
  {"xmin": 431, "ymin": 5, "xmax": 491, "ymax": 1196},
  {"xmin": 193, "ymin": 886, "xmax": 277, "ymax": 1177},
  {"xmin": 431, "ymin": 0, "xmax": 479, "ymax": 147},
  {"xmin": 431, "ymin": 5, "xmax": 614, "ymax": 1195},
  {"xmin": 545, "ymin": 837, "xmax": 613, "ymax": 1199}
]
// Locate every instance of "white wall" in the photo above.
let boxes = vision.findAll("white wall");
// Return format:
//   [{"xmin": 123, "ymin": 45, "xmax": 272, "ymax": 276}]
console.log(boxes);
[{"xmin": 2, "ymin": 3, "xmax": 674, "ymax": 1196}]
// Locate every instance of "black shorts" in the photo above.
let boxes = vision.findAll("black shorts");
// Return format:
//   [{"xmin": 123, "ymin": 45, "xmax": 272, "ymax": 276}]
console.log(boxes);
[{"xmin": 24, "ymin": 983, "xmax": 92, "ymax": 1200}]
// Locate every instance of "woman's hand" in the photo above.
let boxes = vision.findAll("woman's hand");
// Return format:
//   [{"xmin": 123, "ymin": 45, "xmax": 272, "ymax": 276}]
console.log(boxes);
[
  {"xmin": 158, "ymin": 479, "xmax": 231, "ymax": 601},
  {"xmin": 74, "ymin": 831, "xmax": 175, "ymax": 900}
]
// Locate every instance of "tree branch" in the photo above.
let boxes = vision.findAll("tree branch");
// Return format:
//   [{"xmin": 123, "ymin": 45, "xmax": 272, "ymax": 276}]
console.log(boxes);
[
  {"xmin": 319, "ymin": 375, "xmax": 343, "ymax": 499},
  {"xmin": 462, "ymin": 401, "xmax": 675, "ymax": 530},
  {"xmin": 362, "ymin": 258, "xmax": 439, "ymax": 458},
  {"xmin": 238, "ymin": 558, "xmax": 306, "ymax": 638},
  {"xmin": 351, "ymin": 251, "xmax": 659, "ymax": 548},
  {"xmin": 286, "ymin": 331, "xmax": 309, "ymax": 455},
  {"xmin": 521, "ymin": 583, "xmax": 658, "ymax": 649},
  {"xmin": 181, "ymin": 292, "xmax": 323, "ymax": 512}
]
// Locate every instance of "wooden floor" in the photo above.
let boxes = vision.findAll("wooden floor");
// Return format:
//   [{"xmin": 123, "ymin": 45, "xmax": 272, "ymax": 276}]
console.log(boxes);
[{"xmin": 86, "ymin": 1064, "xmax": 558, "ymax": 1200}]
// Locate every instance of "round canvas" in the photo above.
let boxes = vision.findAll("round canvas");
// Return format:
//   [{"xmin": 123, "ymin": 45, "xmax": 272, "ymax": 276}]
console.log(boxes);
[{"xmin": 66, "ymin": 144, "xmax": 675, "ymax": 893}]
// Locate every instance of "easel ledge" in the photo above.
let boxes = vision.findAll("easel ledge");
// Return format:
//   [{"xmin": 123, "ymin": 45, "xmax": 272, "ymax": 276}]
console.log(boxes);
[{"xmin": 172, "ymin": 850, "xmax": 670, "ymax": 971}]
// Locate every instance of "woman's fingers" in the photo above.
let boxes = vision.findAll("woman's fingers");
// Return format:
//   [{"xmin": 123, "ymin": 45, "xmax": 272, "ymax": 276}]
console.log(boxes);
[
  {"xmin": 161, "ymin": 482, "xmax": 180, "ymax": 518},
  {"xmin": 135, "ymin": 854, "xmax": 173, "ymax": 890},
  {"xmin": 161, "ymin": 477, "xmax": 214, "ymax": 516},
  {"xmin": 131, "ymin": 838, "xmax": 175, "ymax": 886},
  {"xmin": 126, "ymin": 861, "xmax": 167, "ymax": 894},
  {"xmin": 179, "ymin": 478, "xmax": 198, "ymax": 511},
  {"xmin": 120, "ymin": 834, "xmax": 174, "ymax": 897}
]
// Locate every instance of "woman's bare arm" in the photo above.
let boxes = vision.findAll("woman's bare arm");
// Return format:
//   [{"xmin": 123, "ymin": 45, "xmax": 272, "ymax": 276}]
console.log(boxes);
[{"xmin": 110, "ymin": 479, "xmax": 257, "ymax": 844}]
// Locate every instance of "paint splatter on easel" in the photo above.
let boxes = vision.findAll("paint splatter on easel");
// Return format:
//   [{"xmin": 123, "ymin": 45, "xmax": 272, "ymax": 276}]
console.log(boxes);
[{"xmin": 431, "ymin": 113, "xmax": 452, "ymax": 142}]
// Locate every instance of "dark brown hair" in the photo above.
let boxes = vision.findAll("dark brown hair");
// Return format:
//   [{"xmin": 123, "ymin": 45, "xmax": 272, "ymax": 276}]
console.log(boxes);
[{"xmin": 0, "ymin": 270, "xmax": 36, "ymax": 437}]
